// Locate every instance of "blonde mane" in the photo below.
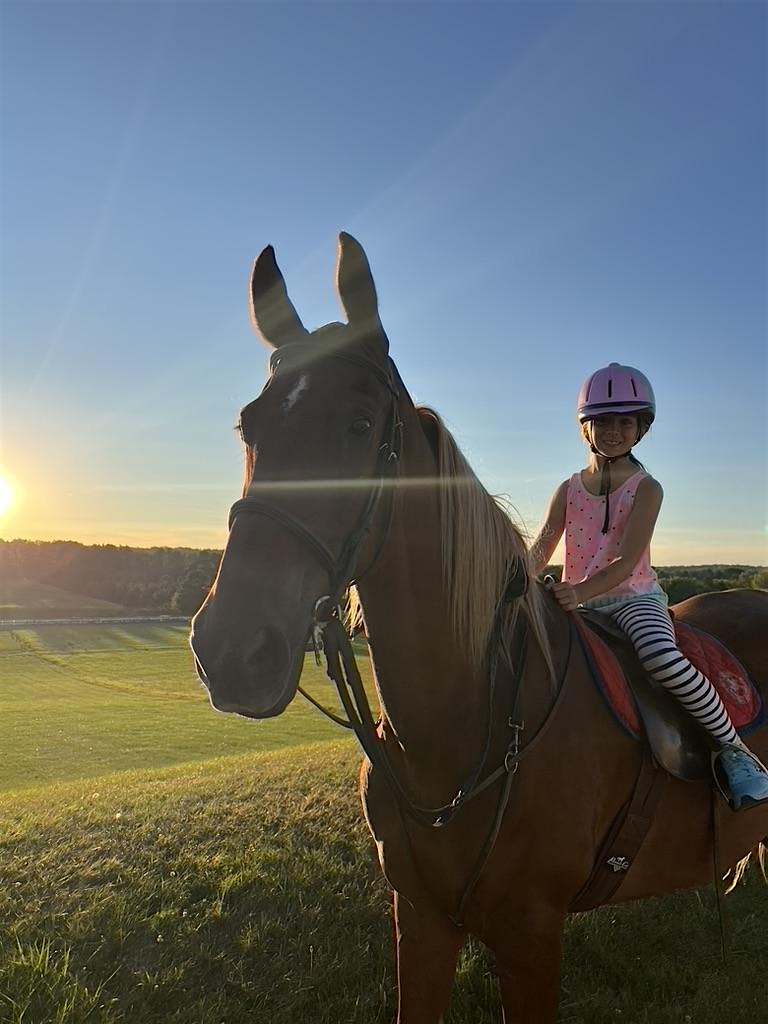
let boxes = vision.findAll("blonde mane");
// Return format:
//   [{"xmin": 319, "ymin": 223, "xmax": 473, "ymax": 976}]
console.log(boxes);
[
  {"xmin": 417, "ymin": 407, "xmax": 553, "ymax": 677},
  {"xmin": 349, "ymin": 407, "xmax": 554, "ymax": 679}
]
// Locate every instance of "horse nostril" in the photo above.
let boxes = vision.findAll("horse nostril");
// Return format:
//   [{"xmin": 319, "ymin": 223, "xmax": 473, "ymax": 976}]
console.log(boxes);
[
  {"xmin": 244, "ymin": 625, "xmax": 290, "ymax": 682},
  {"xmin": 191, "ymin": 619, "xmax": 297, "ymax": 718}
]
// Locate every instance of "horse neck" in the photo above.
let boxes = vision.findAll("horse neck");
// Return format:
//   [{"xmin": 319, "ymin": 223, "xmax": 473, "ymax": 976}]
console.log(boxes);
[{"xmin": 354, "ymin": 407, "xmax": 490, "ymax": 774}]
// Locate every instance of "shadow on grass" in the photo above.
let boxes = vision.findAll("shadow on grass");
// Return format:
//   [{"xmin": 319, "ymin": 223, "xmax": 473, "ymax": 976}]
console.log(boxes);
[{"xmin": 1, "ymin": 745, "xmax": 766, "ymax": 1024}]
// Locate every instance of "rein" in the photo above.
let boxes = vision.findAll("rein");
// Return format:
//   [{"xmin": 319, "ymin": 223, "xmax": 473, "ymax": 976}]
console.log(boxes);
[
  {"xmin": 314, "ymin": 599, "xmax": 573, "ymax": 926},
  {"xmin": 316, "ymin": 602, "xmax": 529, "ymax": 829}
]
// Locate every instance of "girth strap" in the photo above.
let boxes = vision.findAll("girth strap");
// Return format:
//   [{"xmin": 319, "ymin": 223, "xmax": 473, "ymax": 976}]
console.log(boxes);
[{"xmin": 569, "ymin": 752, "xmax": 667, "ymax": 912}]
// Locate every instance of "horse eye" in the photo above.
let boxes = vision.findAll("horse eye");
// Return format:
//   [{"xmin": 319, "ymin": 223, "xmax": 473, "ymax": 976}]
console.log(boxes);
[{"xmin": 349, "ymin": 416, "xmax": 373, "ymax": 436}]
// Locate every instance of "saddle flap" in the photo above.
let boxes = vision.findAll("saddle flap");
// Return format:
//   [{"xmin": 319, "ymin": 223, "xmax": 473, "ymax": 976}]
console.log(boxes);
[{"xmin": 575, "ymin": 610, "xmax": 709, "ymax": 781}]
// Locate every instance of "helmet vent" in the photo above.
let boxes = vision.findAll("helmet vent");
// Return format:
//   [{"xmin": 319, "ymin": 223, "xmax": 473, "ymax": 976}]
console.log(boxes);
[{"xmin": 576, "ymin": 363, "xmax": 655, "ymax": 425}]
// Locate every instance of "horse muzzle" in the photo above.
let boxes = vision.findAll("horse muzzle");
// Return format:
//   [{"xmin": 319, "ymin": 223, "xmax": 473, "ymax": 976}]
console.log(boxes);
[{"xmin": 190, "ymin": 614, "xmax": 302, "ymax": 719}]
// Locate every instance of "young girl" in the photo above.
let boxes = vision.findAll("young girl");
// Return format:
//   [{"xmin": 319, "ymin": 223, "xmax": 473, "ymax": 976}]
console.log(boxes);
[{"xmin": 530, "ymin": 362, "xmax": 768, "ymax": 811}]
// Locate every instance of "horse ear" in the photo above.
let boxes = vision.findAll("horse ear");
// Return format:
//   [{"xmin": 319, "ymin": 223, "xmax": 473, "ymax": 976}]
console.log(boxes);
[
  {"xmin": 249, "ymin": 245, "xmax": 309, "ymax": 349},
  {"xmin": 336, "ymin": 232, "xmax": 388, "ymax": 352}
]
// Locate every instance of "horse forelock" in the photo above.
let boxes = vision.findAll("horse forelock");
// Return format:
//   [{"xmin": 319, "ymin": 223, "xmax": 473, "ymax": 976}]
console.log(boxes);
[
  {"xmin": 266, "ymin": 321, "xmax": 390, "ymax": 381},
  {"xmin": 311, "ymin": 322, "xmax": 346, "ymax": 343},
  {"xmin": 267, "ymin": 323, "xmax": 348, "ymax": 373}
]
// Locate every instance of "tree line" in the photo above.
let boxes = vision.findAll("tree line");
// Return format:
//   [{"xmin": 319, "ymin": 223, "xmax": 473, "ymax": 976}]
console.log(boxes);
[
  {"xmin": 1, "ymin": 540, "xmax": 765, "ymax": 617},
  {"xmin": 0, "ymin": 540, "xmax": 220, "ymax": 614}
]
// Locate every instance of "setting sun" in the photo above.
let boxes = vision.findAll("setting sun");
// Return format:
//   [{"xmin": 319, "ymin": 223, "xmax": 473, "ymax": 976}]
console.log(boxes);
[{"xmin": 0, "ymin": 474, "xmax": 15, "ymax": 518}]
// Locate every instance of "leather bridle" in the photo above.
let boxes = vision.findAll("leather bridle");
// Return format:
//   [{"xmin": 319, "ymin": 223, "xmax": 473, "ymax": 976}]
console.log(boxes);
[
  {"xmin": 228, "ymin": 345, "xmax": 403, "ymax": 616},
  {"xmin": 224, "ymin": 343, "xmax": 568, "ymax": 925}
]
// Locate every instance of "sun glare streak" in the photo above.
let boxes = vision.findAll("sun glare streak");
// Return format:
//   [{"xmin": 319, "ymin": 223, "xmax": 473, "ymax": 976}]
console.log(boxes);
[{"xmin": 243, "ymin": 476, "xmax": 473, "ymax": 495}]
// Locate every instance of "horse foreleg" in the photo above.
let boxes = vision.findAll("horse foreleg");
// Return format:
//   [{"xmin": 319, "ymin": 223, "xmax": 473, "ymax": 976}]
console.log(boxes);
[
  {"xmin": 491, "ymin": 903, "xmax": 566, "ymax": 1024},
  {"xmin": 393, "ymin": 890, "xmax": 464, "ymax": 1023}
]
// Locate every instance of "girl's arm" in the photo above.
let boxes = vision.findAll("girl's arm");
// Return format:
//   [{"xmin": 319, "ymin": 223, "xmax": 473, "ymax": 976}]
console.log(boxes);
[
  {"xmin": 529, "ymin": 480, "xmax": 568, "ymax": 576},
  {"xmin": 552, "ymin": 476, "xmax": 663, "ymax": 610}
]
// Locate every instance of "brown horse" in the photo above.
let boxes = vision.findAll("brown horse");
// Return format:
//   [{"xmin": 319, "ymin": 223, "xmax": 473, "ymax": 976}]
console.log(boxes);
[{"xmin": 190, "ymin": 233, "xmax": 768, "ymax": 1023}]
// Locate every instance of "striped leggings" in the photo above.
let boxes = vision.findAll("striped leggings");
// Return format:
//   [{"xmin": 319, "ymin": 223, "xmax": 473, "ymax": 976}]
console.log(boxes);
[{"xmin": 609, "ymin": 598, "xmax": 737, "ymax": 747}]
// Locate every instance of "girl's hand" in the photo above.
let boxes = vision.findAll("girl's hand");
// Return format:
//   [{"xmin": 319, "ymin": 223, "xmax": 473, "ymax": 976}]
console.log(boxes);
[{"xmin": 550, "ymin": 582, "xmax": 581, "ymax": 611}]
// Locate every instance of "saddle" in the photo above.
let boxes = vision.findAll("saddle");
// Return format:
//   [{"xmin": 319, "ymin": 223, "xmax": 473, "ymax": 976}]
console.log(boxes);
[
  {"xmin": 574, "ymin": 608, "xmax": 764, "ymax": 782},
  {"xmin": 568, "ymin": 608, "xmax": 764, "ymax": 912}
]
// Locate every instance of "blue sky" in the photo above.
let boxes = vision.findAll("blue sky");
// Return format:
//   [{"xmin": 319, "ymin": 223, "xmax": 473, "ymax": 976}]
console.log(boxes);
[{"xmin": 1, "ymin": 0, "xmax": 765, "ymax": 564}]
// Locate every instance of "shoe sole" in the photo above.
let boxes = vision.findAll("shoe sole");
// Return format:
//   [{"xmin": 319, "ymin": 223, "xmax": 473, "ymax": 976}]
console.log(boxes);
[{"xmin": 730, "ymin": 792, "xmax": 768, "ymax": 811}]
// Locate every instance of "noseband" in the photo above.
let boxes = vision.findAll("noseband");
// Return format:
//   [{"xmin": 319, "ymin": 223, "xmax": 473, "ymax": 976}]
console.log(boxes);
[{"xmin": 227, "ymin": 346, "xmax": 402, "ymax": 612}]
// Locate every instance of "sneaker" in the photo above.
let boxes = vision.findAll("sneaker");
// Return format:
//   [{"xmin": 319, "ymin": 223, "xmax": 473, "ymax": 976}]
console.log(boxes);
[{"xmin": 716, "ymin": 745, "xmax": 768, "ymax": 811}]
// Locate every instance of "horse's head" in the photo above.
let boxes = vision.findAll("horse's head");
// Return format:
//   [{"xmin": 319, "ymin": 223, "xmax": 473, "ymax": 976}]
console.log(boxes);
[{"xmin": 190, "ymin": 233, "xmax": 403, "ymax": 718}]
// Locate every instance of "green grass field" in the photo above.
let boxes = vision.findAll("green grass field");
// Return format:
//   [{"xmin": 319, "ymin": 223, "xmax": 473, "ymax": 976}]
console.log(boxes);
[
  {"xmin": 0, "ymin": 622, "xmax": 363, "ymax": 793},
  {"xmin": 1, "ymin": 623, "xmax": 766, "ymax": 1023}
]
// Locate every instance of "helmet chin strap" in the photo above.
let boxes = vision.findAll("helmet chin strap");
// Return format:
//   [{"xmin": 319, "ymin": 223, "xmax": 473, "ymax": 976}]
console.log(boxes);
[
  {"xmin": 587, "ymin": 423, "xmax": 642, "ymax": 535},
  {"xmin": 589, "ymin": 446, "xmax": 623, "ymax": 534}
]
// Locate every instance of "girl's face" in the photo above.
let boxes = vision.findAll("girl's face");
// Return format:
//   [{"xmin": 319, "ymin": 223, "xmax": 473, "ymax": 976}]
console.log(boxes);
[{"xmin": 586, "ymin": 414, "xmax": 640, "ymax": 457}]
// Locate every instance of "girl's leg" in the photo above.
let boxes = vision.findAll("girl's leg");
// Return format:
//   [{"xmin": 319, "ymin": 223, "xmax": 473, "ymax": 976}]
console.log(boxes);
[
  {"xmin": 610, "ymin": 597, "xmax": 768, "ymax": 809},
  {"xmin": 610, "ymin": 598, "xmax": 737, "ymax": 744}
]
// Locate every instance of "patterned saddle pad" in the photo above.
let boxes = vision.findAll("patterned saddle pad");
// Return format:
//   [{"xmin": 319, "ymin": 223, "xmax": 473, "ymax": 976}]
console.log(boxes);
[{"xmin": 574, "ymin": 616, "xmax": 764, "ymax": 740}]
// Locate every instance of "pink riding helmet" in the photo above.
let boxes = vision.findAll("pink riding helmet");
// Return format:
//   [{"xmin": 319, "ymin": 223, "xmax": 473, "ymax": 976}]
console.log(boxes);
[{"xmin": 576, "ymin": 363, "xmax": 656, "ymax": 424}]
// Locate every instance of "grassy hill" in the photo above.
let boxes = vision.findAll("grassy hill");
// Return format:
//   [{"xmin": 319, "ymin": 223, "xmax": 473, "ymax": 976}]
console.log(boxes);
[
  {"xmin": 0, "ymin": 622, "xmax": 360, "ymax": 793},
  {"xmin": 1, "ymin": 745, "xmax": 766, "ymax": 1024},
  {"xmin": 2, "ymin": 621, "xmax": 767, "ymax": 1022},
  {"xmin": 0, "ymin": 745, "xmax": 387, "ymax": 1024}
]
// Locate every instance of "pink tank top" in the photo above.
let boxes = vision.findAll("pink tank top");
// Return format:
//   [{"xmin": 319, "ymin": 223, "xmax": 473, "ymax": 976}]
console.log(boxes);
[{"xmin": 563, "ymin": 470, "xmax": 665, "ymax": 608}]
